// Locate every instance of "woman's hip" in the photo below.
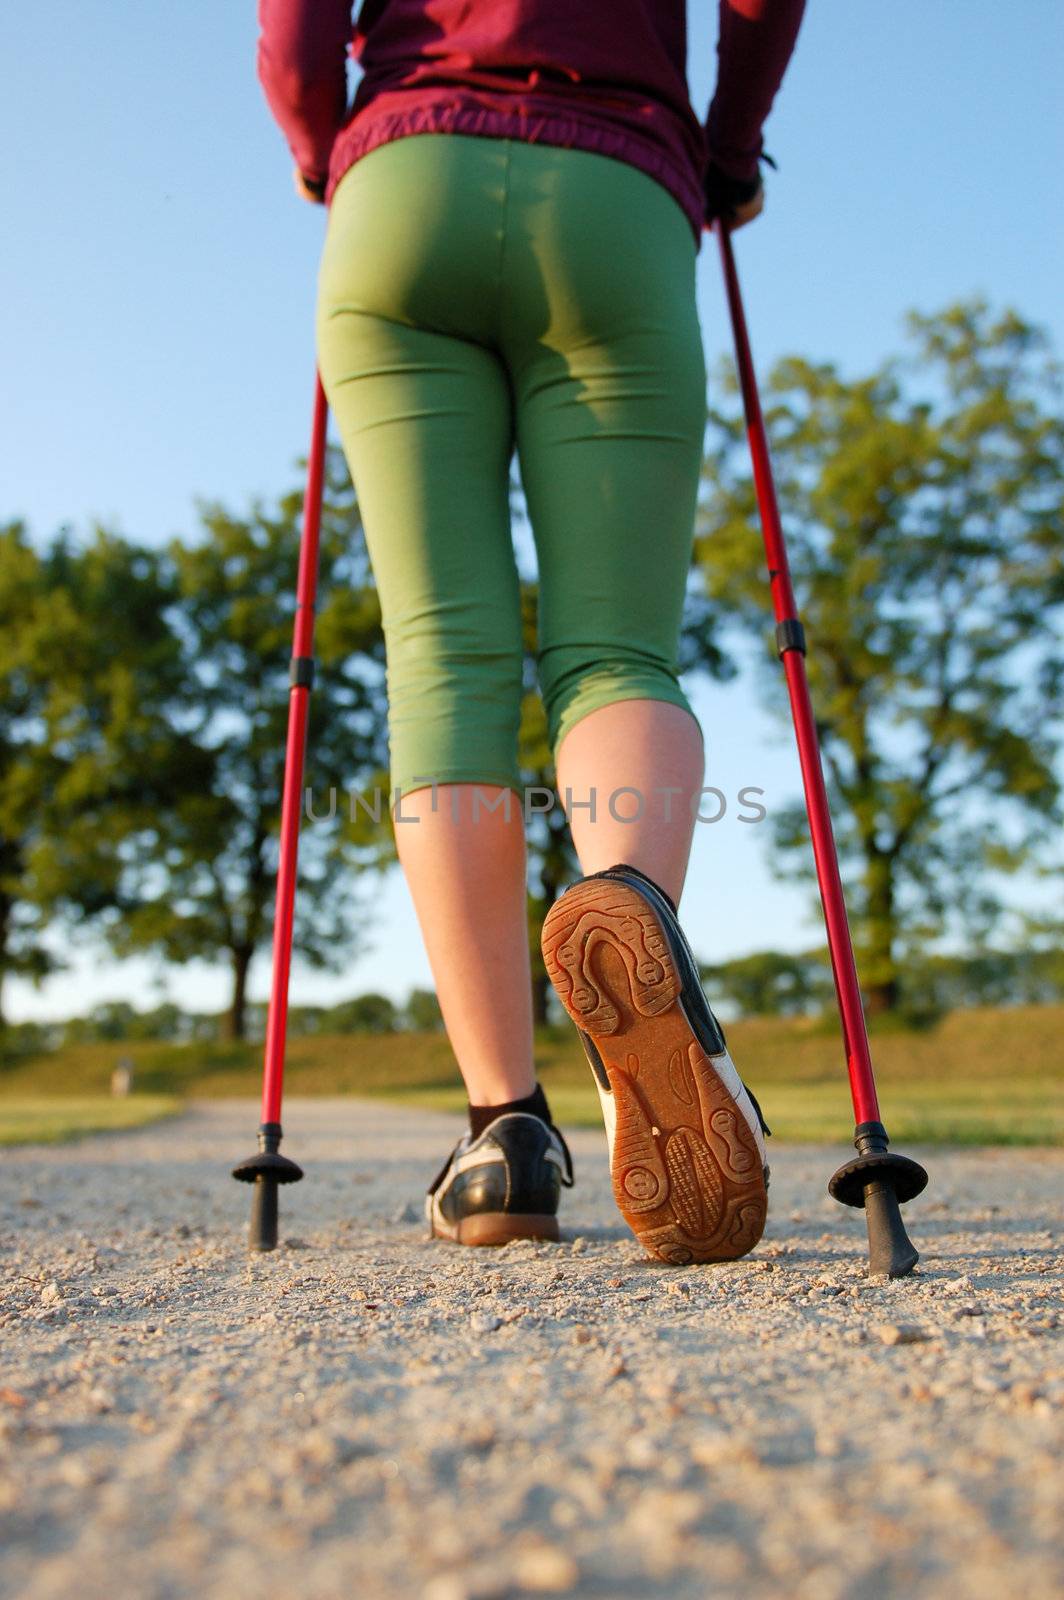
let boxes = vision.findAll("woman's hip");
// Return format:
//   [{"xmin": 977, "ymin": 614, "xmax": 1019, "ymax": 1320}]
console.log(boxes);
[{"xmin": 316, "ymin": 132, "xmax": 701, "ymax": 354}]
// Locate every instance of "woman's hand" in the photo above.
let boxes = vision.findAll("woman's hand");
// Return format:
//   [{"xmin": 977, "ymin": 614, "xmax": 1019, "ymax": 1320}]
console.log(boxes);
[
  {"xmin": 703, "ymin": 162, "xmax": 764, "ymax": 232},
  {"xmin": 294, "ymin": 167, "xmax": 327, "ymax": 204},
  {"xmin": 728, "ymin": 185, "xmax": 764, "ymax": 230}
]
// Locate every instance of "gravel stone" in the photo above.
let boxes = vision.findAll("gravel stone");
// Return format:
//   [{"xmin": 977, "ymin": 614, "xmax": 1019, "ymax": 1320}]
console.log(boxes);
[{"xmin": 874, "ymin": 1322, "xmax": 934, "ymax": 1346}]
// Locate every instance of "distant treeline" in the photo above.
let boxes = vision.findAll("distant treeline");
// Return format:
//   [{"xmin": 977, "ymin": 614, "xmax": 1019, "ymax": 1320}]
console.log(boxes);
[
  {"xmin": 701, "ymin": 945, "xmax": 1064, "ymax": 1026},
  {"xmin": 5, "ymin": 938, "xmax": 1064, "ymax": 1066},
  {"xmin": 2, "ymin": 986, "xmax": 444, "ymax": 1059}
]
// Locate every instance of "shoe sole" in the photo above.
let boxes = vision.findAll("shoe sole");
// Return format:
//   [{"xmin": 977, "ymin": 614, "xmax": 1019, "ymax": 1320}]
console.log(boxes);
[
  {"xmin": 433, "ymin": 1212, "xmax": 561, "ymax": 1247},
  {"xmin": 542, "ymin": 878, "xmax": 767, "ymax": 1265}
]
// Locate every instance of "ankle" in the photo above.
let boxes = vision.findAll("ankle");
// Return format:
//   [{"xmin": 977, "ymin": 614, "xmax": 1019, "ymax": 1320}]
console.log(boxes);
[{"xmin": 468, "ymin": 1082, "xmax": 554, "ymax": 1140}]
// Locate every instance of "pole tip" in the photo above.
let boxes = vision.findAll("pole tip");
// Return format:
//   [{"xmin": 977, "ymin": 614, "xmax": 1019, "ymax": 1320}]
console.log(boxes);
[
  {"xmin": 248, "ymin": 1173, "xmax": 279, "ymax": 1252},
  {"xmin": 864, "ymin": 1181, "xmax": 920, "ymax": 1278}
]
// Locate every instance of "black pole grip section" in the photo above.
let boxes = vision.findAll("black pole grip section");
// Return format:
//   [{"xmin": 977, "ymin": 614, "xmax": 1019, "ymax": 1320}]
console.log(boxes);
[
  {"xmin": 249, "ymin": 1174, "xmax": 279, "ymax": 1252},
  {"xmin": 290, "ymin": 656, "xmax": 316, "ymax": 689},
  {"xmin": 775, "ymin": 619, "xmax": 806, "ymax": 656}
]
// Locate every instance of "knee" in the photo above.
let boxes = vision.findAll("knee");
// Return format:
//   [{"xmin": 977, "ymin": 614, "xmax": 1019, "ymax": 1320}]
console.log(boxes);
[
  {"xmin": 539, "ymin": 644, "xmax": 697, "ymax": 759},
  {"xmin": 386, "ymin": 639, "xmax": 525, "ymax": 798}
]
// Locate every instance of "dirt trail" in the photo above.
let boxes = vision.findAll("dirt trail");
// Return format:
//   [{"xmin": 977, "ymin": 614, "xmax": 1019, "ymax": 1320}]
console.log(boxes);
[{"xmin": 1, "ymin": 1100, "xmax": 1060, "ymax": 1599}]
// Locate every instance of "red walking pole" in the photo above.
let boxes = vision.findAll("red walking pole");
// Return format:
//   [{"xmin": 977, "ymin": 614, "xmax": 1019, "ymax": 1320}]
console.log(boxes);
[
  {"xmin": 714, "ymin": 223, "xmax": 928, "ymax": 1276},
  {"xmin": 232, "ymin": 374, "xmax": 329, "ymax": 1250}
]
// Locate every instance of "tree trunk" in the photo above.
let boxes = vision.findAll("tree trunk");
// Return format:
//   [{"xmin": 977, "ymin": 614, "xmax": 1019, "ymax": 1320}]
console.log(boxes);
[
  {"xmin": 864, "ymin": 974, "xmax": 901, "ymax": 1016},
  {"xmin": 226, "ymin": 946, "xmax": 253, "ymax": 1040},
  {"xmin": 861, "ymin": 846, "xmax": 899, "ymax": 1015},
  {"xmin": 0, "ymin": 891, "xmax": 9, "ymax": 1033},
  {"xmin": 529, "ymin": 844, "xmax": 565, "ymax": 1028},
  {"xmin": 531, "ymin": 968, "xmax": 551, "ymax": 1028}
]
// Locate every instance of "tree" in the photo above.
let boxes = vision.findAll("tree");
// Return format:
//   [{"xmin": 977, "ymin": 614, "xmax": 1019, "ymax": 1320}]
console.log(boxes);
[
  {"xmin": 102, "ymin": 448, "xmax": 393, "ymax": 1038},
  {"xmin": 700, "ymin": 947, "xmax": 832, "ymax": 1018},
  {"xmin": 403, "ymin": 987, "xmax": 444, "ymax": 1032},
  {"xmin": 0, "ymin": 521, "xmax": 196, "ymax": 1030},
  {"xmin": 896, "ymin": 937, "xmax": 1064, "ymax": 1019},
  {"xmin": 323, "ymin": 992, "xmax": 398, "ymax": 1033},
  {"xmin": 0, "ymin": 522, "xmax": 52, "ymax": 1025},
  {"xmin": 698, "ymin": 303, "xmax": 1064, "ymax": 1012}
]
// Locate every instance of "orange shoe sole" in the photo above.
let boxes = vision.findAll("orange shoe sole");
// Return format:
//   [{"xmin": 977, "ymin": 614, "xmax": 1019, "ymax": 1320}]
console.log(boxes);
[
  {"xmin": 434, "ymin": 1212, "xmax": 561, "ymax": 1247},
  {"xmin": 542, "ymin": 877, "xmax": 768, "ymax": 1265}
]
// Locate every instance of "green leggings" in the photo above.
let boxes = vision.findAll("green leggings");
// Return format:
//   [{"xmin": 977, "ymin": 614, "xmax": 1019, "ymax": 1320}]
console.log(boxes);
[{"xmin": 316, "ymin": 134, "xmax": 707, "ymax": 799}]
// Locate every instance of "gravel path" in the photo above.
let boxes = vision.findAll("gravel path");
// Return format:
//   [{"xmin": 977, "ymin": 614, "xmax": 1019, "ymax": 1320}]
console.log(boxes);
[{"xmin": 1, "ymin": 1100, "xmax": 1061, "ymax": 1600}]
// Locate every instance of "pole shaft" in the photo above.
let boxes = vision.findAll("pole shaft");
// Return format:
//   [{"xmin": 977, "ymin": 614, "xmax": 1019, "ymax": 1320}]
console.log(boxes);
[
  {"xmin": 261, "ymin": 375, "xmax": 329, "ymax": 1127},
  {"xmin": 715, "ymin": 224, "xmax": 880, "ymax": 1127}
]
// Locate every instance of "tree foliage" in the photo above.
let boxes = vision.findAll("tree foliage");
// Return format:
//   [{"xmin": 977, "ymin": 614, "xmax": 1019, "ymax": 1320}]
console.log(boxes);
[
  {"xmin": 701, "ymin": 947, "xmax": 833, "ymax": 1018},
  {"xmin": 102, "ymin": 446, "xmax": 392, "ymax": 1037},
  {"xmin": 698, "ymin": 302, "xmax": 1064, "ymax": 1010},
  {"xmin": 0, "ymin": 521, "xmax": 196, "ymax": 1026},
  {"xmin": 403, "ymin": 986, "xmax": 444, "ymax": 1032}
]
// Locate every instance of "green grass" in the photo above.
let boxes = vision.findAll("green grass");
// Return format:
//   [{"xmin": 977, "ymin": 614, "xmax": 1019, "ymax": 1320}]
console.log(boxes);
[
  {"xmin": 0, "ymin": 1095, "xmax": 180, "ymax": 1147},
  {"xmin": 0, "ymin": 1003, "xmax": 1060, "ymax": 1146},
  {"xmin": 335, "ymin": 1078, "xmax": 1061, "ymax": 1146}
]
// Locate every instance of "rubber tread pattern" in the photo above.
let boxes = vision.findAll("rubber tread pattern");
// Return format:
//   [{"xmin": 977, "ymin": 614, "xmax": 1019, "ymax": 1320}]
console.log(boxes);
[{"xmin": 543, "ymin": 878, "xmax": 767, "ymax": 1265}]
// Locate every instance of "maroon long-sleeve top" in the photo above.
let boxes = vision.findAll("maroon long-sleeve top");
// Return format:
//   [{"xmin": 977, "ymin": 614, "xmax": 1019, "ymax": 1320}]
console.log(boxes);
[{"xmin": 257, "ymin": 0, "xmax": 805, "ymax": 246}]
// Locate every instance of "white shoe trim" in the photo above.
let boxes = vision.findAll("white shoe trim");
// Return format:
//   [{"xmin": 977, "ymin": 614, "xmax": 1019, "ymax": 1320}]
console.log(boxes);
[
  {"xmin": 593, "ymin": 1073, "xmax": 618, "ymax": 1165},
  {"xmin": 702, "ymin": 1040, "xmax": 768, "ymax": 1168}
]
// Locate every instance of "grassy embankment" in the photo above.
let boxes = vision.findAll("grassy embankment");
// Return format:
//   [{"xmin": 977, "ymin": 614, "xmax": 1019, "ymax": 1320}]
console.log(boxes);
[
  {"xmin": 0, "ymin": 1096, "xmax": 180, "ymax": 1147},
  {"xmin": 0, "ymin": 1004, "xmax": 1059, "ymax": 1147}
]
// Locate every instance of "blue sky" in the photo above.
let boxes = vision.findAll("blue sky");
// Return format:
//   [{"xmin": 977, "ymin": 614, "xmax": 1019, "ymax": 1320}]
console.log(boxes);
[{"xmin": 2, "ymin": 2, "xmax": 1062, "ymax": 1021}]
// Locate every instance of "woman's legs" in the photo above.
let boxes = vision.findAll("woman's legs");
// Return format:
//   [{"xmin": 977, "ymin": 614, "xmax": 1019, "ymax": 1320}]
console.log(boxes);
[
  {"xmin": 317, "ymin": 135, "xmax": 707, "ymax": 1121},
  {"xmin": 391, "ymin": 695, "xmax": 703, "ymax": 1109}
]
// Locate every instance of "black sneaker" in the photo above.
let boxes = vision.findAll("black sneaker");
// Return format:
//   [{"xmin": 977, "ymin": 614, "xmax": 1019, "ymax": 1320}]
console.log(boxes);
[
  {"xmin": 426, "ymin": 1113, "xmax": 574, "ymax": 1246},
  {"xmin": 542, "ymin": 861, "xmax": 770, "ymax": 1266}
]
